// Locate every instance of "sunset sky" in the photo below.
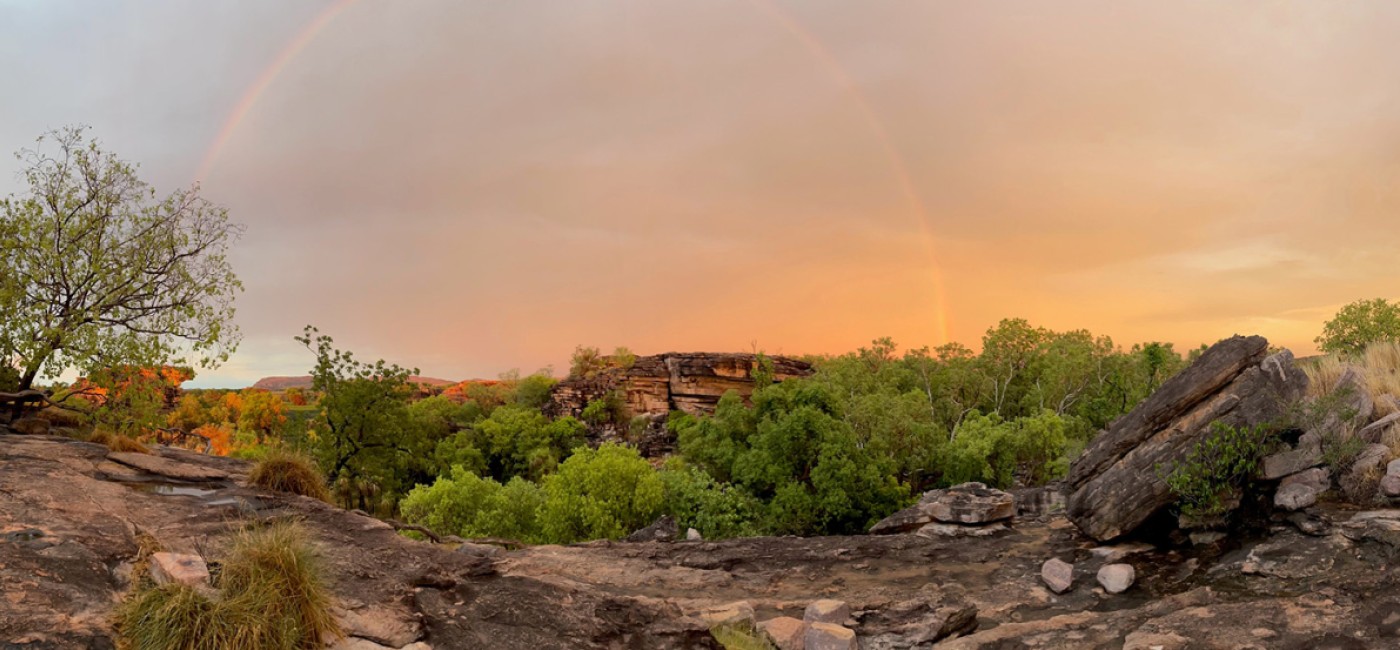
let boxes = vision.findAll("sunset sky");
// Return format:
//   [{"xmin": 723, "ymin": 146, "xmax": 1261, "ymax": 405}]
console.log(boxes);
[{"xmin": 2, "ymin": 1, "xmax": 1398, "ymax": 387}]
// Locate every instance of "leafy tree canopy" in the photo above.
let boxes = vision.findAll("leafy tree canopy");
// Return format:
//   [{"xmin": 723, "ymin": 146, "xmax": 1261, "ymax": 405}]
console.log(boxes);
[
  {"xmin": 1316, "ymin": 298, "xmax": 1400, "ymax": 356},
  {"xmin": 0, "ymin": 127, "xmax": 243, "ymax": 391}
]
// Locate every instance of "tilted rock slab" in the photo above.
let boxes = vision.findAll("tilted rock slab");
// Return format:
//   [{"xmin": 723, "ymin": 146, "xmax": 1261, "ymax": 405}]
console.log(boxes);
[
  {"xmin": 869, "ymin": 482, "xmax": 1014, "ymax": 534},
  {"xmin": 1066, "ymin": 336, "xmax": 1307, "ymax": 542}
]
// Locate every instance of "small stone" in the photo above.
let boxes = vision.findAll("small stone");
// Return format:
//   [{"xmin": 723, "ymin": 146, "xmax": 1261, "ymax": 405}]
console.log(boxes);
[
  {"xmin": 1040, "ymin": 558, "xmax": 1074, "ymax": 594},
  {"xmin": 803, "ymin": 599, "xmax": 850, "ymax": 625},
  {"xmin": 1382, "ymin": 474, "xmax": 1400, "ymax": 498},
  {"xmin": 148, "ymin": 552, "xmax": 210, "ymax": 588},
  {"xmin": 1274, "ymin": 483, "xmax": 1318, "ymax": 511},
  {"xmin": 686, "ymin": 528, "xmax": 703, "ymax": 541},
  {"xmin": 804, "ymin": 622, "xmax": 858, "ymax": 650},
  {"xmin": 698, "ymin": 601, "xmax": 755, "ymax": 628},
  {"xmin": 758, "ymin": 616, "xmax": 807, "ymax": 650},
  {"xmin": 1096, "ymin": 563, "xmax": 1135, "ymax": 594}
]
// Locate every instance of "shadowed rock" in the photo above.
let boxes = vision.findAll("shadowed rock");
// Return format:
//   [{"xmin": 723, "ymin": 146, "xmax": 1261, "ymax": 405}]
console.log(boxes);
[{"xmin": 1067, "ymin": 336, "xmax": 1307, "ymax": 541}]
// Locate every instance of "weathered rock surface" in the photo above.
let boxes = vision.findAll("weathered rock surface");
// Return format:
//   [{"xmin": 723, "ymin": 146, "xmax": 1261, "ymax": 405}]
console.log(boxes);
[
  {"xmin": 804, "ymin": 599, "xmax": 850, "ymax": 625},
  {"xmin": 1274, "ymin": 483, "xmax": 1319, "ymax": 511},
  {"xmin": 1360, "ymin": 411, "xmax": 1400, "ymax": 443},
  {"xmin": 1067, "ymin": 337, "xmax": 1307, "ymax": 541},
  {"xmin": 869, "ymin": 482, "xmax": 1014, "ymax": 534},
  {"xmin": 805, "ymin": 622, "xmax": 857, "ymax": 650},
  {"xmin": 759, "ymin": 616, "xmax": 807, "ymax": 650},
  {"xmin": 1260, "ymin": 431, "xmax": 1323, "ymax": 480},
  {"xmin": 13, "ymin": 433, "xmax": 1400, "ymax": 648},
  {"xmin": 1280, "ymin": 467, "xmax": 1331, "ymax": 493}
]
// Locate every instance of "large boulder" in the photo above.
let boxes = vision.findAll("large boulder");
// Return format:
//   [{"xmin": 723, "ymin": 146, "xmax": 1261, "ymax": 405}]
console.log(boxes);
[{"xmin": 1066, "ymin": 336, "xmax": 1307, "ymax": 541}]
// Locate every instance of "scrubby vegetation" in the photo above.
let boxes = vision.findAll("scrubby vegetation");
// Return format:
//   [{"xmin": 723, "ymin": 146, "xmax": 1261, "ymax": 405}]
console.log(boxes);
[
  {"xmin": 116, "ymin": 523, "xmax": 339, "ymax": 650},
  {"xmin": 1160, "ymin": 422, "xmax": 1271, "ymax": 520}
]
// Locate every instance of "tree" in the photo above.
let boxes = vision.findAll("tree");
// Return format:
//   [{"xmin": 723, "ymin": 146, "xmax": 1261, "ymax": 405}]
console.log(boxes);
[
  {"xmin": 0, "ymin": 127, "xmax": 243, "ymax": 392},
  {"xmin": 1316, "ymin": 298, "xmax": 1400, "ymax": 355}
]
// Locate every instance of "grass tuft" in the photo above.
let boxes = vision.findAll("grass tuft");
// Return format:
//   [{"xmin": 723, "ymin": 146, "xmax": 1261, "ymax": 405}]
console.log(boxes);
[
  {"xmin": 116, "ymin": 522, "xmax": 340, "ymax": 650},
  {"xmin": 248, "ymin": 450, "xmax": 331, "ymax": 501},
  {"xmin": 711, "ymin": 623, "xmax": 778, "ymax": 650},
  {"xmin": 90, "ymin": 428, "xmax": 150, "ymax": 454}
]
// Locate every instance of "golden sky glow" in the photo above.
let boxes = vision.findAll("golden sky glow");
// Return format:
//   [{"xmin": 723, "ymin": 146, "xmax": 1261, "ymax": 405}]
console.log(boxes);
[{"xmin": 2, "ymin": 1, "xmax": 1398, "ymax": 386}]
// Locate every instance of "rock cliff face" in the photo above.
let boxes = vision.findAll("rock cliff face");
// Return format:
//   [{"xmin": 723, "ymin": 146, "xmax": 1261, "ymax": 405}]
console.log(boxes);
[
  {"xmin": 547, "ymin": 352, "xmax": 814, "ymax": 419},
  {"xmin": 1066, "ymin": 335, "xmax": 1308, "ymax": 541}
]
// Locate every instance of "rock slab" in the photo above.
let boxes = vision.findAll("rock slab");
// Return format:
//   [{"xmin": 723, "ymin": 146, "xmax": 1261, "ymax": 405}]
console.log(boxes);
[
  {"xmin": 148, "ymin": 552, "xmax": 210, "ymax": 588},
  {"xmin": 1275, "ymin": 483, "xmax": 1318, "ymax": 511},
  {"xmin": 870, "ymin": 482, "xmax": 1014, "ymax": 533}
]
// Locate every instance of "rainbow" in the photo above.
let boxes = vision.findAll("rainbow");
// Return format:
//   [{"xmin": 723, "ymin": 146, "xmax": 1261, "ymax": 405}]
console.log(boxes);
[
  {"xmin": 193, "ymin": 0, "xmax": 354, "ymax": 183},
  {"xmin": 195, "ymin": 0, "xmax": 950, "ymax": 343}
]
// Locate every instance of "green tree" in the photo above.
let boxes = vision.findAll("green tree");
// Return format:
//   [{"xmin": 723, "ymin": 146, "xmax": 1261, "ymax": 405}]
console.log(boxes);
[
  {"xmin": 297, "ymin": 326, "xmax": 427, "ymax": 509},
  {"xmin": 539, "ymin": 443, "xmax": 666, "ymax": 543},
  {"xmin": 1316, "ymin": 298, "xmax": 1400, "ymax": 355},
  {"xmin": 0, "ymin": 127, "xmax": 243, "ymax": 392}
]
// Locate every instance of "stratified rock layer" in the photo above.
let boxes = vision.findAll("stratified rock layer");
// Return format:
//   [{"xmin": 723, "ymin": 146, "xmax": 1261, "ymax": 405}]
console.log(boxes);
[
  {"xmin": 548, "ymin": 352, "xmax": 813, "ymax": 419},
  {"xmin": 1066, "ymin": 336, "xmax": 1308, "ymax": 541}
]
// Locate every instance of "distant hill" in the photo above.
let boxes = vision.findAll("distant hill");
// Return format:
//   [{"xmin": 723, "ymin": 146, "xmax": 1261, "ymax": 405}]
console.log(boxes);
[{"xmin": 250, "ymin": 375, "xmax": 457, "ymax": 391}]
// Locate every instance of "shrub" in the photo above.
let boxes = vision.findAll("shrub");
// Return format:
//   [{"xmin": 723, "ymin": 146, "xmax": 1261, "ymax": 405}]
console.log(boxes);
[
  {"xmin": 659, "ymin": 461, "xmax": 765, "ymax": 539},
  {"xmin": 399, "ymin": 467, "xmax": 545, "ymax": 542},
  {"xmin": 1316, "ymin": 298, "xmax": 1400, "ymax": 356},
  {"xmin": 249, "ymin": 449, "xmax": 331, "ymax": 501},
  {"xmin": 539, "ymin": 443, "xmax": 665, "ymax": 543},
  {"xmin": 116, "ymin": 523, "xmax": 339, "ymax": 650},
  {"xmin": 1160, "ymin": 422, "xmax": 1271, "ymax": 519}
]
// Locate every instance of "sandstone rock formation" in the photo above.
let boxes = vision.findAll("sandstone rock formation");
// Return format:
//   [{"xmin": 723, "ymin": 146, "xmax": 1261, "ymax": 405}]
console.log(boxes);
[
  {"xmin": 869, "ymin": 482, "xmax": 1015, "ymax": 535},
  {"xmin": 548, "ymin": 352, "xmax": 813, "ymax": 419},
  {"xmin": 1066, "ymin": 336, "xmax": 1308, "ymax": 541}
]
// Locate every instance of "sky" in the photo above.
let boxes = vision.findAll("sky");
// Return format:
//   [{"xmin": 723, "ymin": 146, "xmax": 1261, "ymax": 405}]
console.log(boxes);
[{"xmin": 2, "ymin": 1, "xmax": 1398, "ymax": 388}]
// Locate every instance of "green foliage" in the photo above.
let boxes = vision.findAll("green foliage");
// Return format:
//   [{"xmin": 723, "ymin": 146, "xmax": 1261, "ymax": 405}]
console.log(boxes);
[
  {"xmin": 0, "ymin": 126, "xmax": 242, "ymax": 392},
  {"xmin": 116, "ymin": 523, "xmax": 338, "ymax": 650},
  {"xmin": 711, "ymin": 622, "xmax": 778, "ymax": 650},
  {"xmin": 400, "ymin": 466, "xmax": 545, "ymax": 542},
  {"xmin": 1160, "ymin": 422, "xmax": 1271, "ymax": 519},
  {"xmin": 612, "ymin": 346, "xmax": 637, "ymax": 370},
  {"xmin": 944, "ymin": 410, "xmax": 1070, "ymax": 488},
  {"xmin": 539, "ymin": 443, "xmax": 666, "ymax": 543},
  {"xmin": 659, "ymin": 460, "xmax": 764, "ymax": 539},
  {"xmin": 296, "ymin": 326, "xmax": 427, "ymax": 512},
  {"xmin": 1316, "ymin": 298, "xmax": 1400, "ymax": 356},
  {"xmin": 510, "ymin": 372, "xmax": 557, "ymax": 410}
]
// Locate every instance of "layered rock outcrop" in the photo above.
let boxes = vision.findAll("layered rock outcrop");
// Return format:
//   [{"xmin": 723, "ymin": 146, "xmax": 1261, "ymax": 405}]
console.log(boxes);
[
  {"xmin": 1066, "ymin": 335, "xmax": 1308, "ymax": 541},
  {"xmin": 547, "ymin": 352, "xmax": 813, "ymax": 419}
]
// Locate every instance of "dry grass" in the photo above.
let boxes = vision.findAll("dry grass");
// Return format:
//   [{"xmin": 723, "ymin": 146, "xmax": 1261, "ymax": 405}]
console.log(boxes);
[
  {"xmin": 1341, "ymin": 464, "xmax": 1385, "ymax": 506},
  {"xmin": 90, "ymin": 428, "xmax": 150, "ymax": 454},
  {"xmin": 248, "ymin": 450, "xmax": 331, "ymax": 502},
  {"xmin": 1303, "ymin": 341, "xmax": 1400, "ymax": 417},
  {"xmin": 116, "ymin": 522, "xmax": 340, "ymax": 650}
]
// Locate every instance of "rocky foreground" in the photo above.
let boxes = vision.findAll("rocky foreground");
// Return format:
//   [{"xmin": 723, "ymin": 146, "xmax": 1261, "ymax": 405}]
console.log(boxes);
[{"xmin": 4, "ymin": 433, "xmax": 1400, "ymax": 649}]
